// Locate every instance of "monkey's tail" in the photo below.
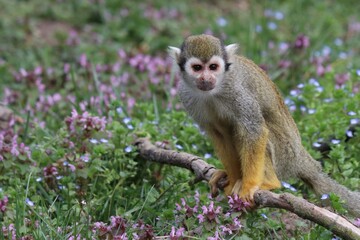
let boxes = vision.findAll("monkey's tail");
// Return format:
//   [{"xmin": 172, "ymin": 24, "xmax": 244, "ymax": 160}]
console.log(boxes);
[{"xmin": 298, "ymin": 153, "xmax": 360, "ymax": 217}]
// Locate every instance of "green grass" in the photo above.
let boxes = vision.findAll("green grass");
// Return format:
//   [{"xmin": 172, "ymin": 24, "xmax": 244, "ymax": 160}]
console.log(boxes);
[{"xmin": 0, "ymin": 0, "xmax": 360, "ymax": 239}]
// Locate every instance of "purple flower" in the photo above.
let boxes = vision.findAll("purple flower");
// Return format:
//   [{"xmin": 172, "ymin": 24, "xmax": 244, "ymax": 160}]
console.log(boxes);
[
  {"xmin": 349, "ymin": 21, "xmax": 360, "ymax": 33},
  {"xmin": 233, "ymin": 217, "xmax": 242, "ymax": 228},
  {"xmin": 316, "ymin": 64, "xmax": 332, "ymax": 76},
  {"xmin": 294, "ymin": 34, "xmax": 310, "ymax": 49},
  {"xmin": 10, "ymin": 135, "xmax": 19, "ymax": 156},
  {"xmin": 65, "ymin": 109, "xmax": 107, "ymax": 138},
  {"xmin": 219, "ymin": 217, "xmax": 243, "ymax": 235},
  {"xmin": 127, "ymin": 97, "xmax": 136, "ymax": 110},
  {"xmin": 68, "ymin": 164, "xmax": 76, "ymax": 172},
  {"xmin": 66, "ymin": 30, "xmax": 80, "ymax": 46},
  {"xmin": 175, "ymin": 197, "xmax": 198, "ymax": 218},
  {"xmin": 194, "ymin": 190, "xmax": 200, "ymax": 204},
  {"xmin": 109, "ymin": 216, "xmax": 127, "ymax": 234},
  {"xmin": 220, "ymin": 225, "xmax": 232, "ymax": 235},
  {"xmin": 131, "ymin": 220, "xmax": 154, "ymax": 239},
  {"xmin": 169, "ymin": 226, "xmax": 185, "ymax": 240},
  {"xmin": 118, "ymin": 49, "xmax": 127, "ymax": 59},
  {"xmin": 0, "ymin": 196, "xmax": 8, "ymax": 213},
  {"xmin": 207, "ymin": 231, "xmax": 220, "ymax": 240},
  {"xmin": 113, "ymin": 233, "xmax": 128, "ymax": 240},
  {"xmin": 197, "ymin": 213, "xmax": 205, "ymax": 223},
  {"xmin": 228, "ymin": 194, "xmax": 250, "ymax": 211},
  {"xmin": 335, "ymin": 73, "xmax": 350, "ymax": 86},
  {"xmin": 354, "ymin": 218, "xmax": 360, "ymax": 227},
  {"xmin": 93, "ymin": 221, "xmax": 108, "ymax": 234},
  {"xmin": 278, "ymin": 60, "xmax": 291, "ymax": 69},
  {"xmin": 199, "ymin": 201, "xmax": 221, "ymax": 223},
  {"xmin": 79, "ymin": 54, "xmax": 88, "ymax": 68},
  {"xmin": 43, "ymin": 165, "xmax": 58, "ymax": 177},
  {"xmin": 2, "ymin": 223, "xmax": 16, "ymax": 239},
  {"xmin": 64, "ymin": 63, "xmax": 71, "ymax": 73}
]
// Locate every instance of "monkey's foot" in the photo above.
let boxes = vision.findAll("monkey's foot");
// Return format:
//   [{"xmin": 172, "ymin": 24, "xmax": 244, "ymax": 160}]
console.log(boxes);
[
  {"xmin": 209, "ymin": 170, "xmax": 229, "ymax": 197},
  {"xmin": 232, "ymin": 180, "xmax": 259, "ymax": 206}
]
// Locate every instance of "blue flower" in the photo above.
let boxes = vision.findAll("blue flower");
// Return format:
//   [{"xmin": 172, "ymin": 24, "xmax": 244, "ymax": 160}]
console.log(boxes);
[
  {"xmin": 125, "ymin": 146, "xmax": 132, "ymax": 153},
  {"xmin": 321, "ymin": 194, "xmax": 329, "ymax": 200},
  {"xmin": 26, "ymin": 198, "xmax": 34, "ymax": 207}
]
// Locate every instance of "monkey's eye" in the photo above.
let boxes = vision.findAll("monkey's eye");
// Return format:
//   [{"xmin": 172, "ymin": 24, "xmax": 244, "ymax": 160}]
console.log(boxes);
[
  {"xmin": 192, "ymin": 64, "xmax": 202, "ymax": 72},
  {"xmin": 209, "ymin": 64, "xmax": 218, "ymax": 71}
]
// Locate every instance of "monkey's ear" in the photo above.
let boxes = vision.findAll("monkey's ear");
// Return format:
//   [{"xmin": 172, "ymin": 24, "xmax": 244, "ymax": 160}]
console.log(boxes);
[
  {"xmin": 225, "ymin": 44, "xmax": 239, "ymax": 57},
  {"xmin": 168, "ymin": 46, "xmax": 181, "ymax": 62}
]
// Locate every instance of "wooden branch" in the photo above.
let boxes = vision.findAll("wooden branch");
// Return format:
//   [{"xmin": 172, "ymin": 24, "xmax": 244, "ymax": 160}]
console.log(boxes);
[{"xmin": 134, "ymin": 137, "xmax": 360, "ymax": 240}]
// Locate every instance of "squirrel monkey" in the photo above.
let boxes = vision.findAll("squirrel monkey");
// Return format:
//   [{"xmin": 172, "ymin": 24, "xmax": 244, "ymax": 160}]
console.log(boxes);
[{"xmin": 168, "ymin": 34, "xmax": 360, "ymax": 216}]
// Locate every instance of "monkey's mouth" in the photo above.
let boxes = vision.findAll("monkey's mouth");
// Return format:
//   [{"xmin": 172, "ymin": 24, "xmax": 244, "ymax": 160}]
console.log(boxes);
[{"xmin": 197, "ymin": 82, "xmax": 215, "ymax": 91}]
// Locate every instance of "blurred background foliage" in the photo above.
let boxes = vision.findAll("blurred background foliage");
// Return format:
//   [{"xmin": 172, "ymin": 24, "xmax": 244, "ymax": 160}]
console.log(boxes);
[{"xmin": 0, "ymin": 0, "xmax": 360, "ymax": 239}]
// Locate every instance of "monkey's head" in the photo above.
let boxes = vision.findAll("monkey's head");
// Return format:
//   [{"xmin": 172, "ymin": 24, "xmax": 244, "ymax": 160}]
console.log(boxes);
[{"xmin": 168, "ymin": 34, "xmax": 238, "ymax": 92}]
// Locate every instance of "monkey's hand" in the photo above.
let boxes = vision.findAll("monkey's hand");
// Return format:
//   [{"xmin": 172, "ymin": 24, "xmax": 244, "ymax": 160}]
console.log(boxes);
[{"xmin": 209, "ymin": 169, "xmax": 229, "ymax": 197}]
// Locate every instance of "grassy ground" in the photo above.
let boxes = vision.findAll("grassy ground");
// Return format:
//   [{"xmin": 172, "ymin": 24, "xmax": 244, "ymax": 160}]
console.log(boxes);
[{"xmin": 0, "ymin": 0, "xmax": 360, "ymax": 239}]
